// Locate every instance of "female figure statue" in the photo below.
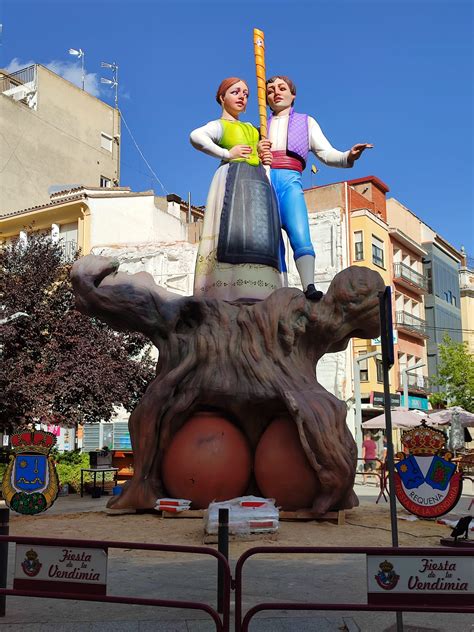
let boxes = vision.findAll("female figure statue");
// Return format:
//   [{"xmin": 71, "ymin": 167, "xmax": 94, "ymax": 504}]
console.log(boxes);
[{"xmin": 190, "ymin": 77, "xmax": 282, "ymax": 302}]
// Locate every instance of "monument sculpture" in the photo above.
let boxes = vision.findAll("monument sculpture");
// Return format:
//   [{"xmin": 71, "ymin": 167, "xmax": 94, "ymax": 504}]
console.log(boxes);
[
  {"xmin": 71, "ymin": 256, "xmax": 383, "ymax": 513},
  {"xmin": 71, "ymin": 29, "xmax": 382, "ymax": 514}
]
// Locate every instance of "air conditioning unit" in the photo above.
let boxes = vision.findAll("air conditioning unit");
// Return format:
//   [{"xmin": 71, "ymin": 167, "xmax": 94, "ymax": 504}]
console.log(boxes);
[{"xmin": 12, "ymin": 88, "xmax": 28, "ymax": 101}]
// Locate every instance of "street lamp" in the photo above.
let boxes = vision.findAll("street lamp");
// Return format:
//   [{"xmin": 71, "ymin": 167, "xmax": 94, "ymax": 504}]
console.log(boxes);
[
  {"xmin": 353, "ymin": 350, "xmax": 381, "ymax": 456},
  {"xmin": 68, "ymin": 48, "xmax": 85, "ymax": 90},
  {"xmin": 402, "ymin": 361, "xmax": 425, "ymax": 411}
]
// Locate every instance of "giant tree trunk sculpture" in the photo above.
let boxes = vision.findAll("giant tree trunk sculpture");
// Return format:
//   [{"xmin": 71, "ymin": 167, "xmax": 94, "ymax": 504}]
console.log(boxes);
[{"xmin": 71, "ymin": 255, "xmax": 384, "ymax": 514}]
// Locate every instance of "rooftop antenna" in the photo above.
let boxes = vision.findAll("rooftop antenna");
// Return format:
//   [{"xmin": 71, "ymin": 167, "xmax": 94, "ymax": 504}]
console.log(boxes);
[
  {"xmin": 100, "ymin": 61, "xmax": 119, "ymax": 109},
  {"xmin": 68, "ymin": 48, "xmax": 85, "ymax": 90}
]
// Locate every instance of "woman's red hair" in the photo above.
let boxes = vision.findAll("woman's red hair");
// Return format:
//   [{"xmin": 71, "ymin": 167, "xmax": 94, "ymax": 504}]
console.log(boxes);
[{"xmin": 215, "ymin": 77, "xmax": 249, "ymax": 105}]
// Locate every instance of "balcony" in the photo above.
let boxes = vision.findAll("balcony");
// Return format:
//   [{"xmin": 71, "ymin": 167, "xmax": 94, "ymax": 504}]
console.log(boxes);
[
  {"xmin": 395, "ymin": 311, "xmax": 428, "ymax": 338},
  {"xmin": 59, "ymin": 240, "xmax": 77, "ymax": 262},
  {"xmin": 393, "ymin": 262, "xmax": 428, "ymax": 294},
  {"xmin": 0, "ymin": 65, "xmax": 37, "ymax": 109},
  {"xmin": 399, "ymin": 372, "xmax": 430, "ymax": 394}
]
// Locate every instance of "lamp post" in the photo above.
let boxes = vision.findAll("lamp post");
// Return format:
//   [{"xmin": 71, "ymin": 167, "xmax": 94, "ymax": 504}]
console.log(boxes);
[
  {"xmin": 402, "ymin": 361, "xmax": 425, "ymax": 411},
  {"xmin": 68, "ymin": 48, "xmax": 85, "ymax": 90},
  {"xmin": 353, "ymin": 350, "xmax": 381, "ymax": 456}
]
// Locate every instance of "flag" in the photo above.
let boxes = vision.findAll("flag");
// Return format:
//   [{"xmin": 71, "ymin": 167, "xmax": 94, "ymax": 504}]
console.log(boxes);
[
  {"xmin": 395, "ymin": 455, "xmax": 424, "ymax": 489},
  {"xmin": 425, "ymin": 456, "xmax": 456, "ymax": 491}
]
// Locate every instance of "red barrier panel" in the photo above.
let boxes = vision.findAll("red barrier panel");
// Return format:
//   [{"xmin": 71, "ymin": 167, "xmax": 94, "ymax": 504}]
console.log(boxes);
[
  {"xmin": 0, "ymin": 535, "xmax": 230, "ymax": 632},
  {"xmin": 234, "ymin": 545, "xmax": 474, "ymax": 632},
  {"xmin": 356, "ymin": 457, "xmax": 389, "ymax": 502}
]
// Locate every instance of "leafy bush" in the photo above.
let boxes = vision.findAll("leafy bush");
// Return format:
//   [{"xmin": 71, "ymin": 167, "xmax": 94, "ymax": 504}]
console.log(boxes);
[{"xmin": 54, "ymin": 452, "xmax": 90, "ymax": 493}]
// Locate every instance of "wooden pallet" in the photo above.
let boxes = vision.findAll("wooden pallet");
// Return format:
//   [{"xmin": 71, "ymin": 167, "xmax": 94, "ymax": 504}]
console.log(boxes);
[
  {"xmin": 203, "ymin": 532, "xmax": 278, "ymax": 544},
  {"xmin": 160, "ymin": 508, "xmax": 345, "ymax": 525},
  {"xmin": 161, "ymin": 509, "xmax": 205, "ymax": 519},
  {"xmin": 279, "ymin": 509, "xmax": 346, "ymax": 525}
]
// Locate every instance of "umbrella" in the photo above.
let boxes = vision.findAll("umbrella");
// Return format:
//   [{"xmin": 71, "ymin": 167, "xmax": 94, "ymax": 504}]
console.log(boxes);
[
  {"xmin": 362, "ymin": 409, "xmax": 428, "ymax": 429},
  {"xmin": 427, "ymin": 406, "xmax": 474, "ymax": 428},
  {"xmin": 427, "ymin": 406, "xmax": 474, "ymax": 453}
]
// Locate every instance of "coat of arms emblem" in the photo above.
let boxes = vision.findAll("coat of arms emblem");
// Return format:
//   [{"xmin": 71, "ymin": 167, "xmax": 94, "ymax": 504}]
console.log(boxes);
[
  {"xmin": 375, "ymin": 559, "xmax": 400, "ymax": 590},
  {"xmin": 1, "ymin": 430, "xmax": 59, "ymax": 515},
  {"xmin": 394, "ymin": 422, "xmax": 462, "ymax": 518},
  {"xmin": 21, "ymin": 548, "xmax": 42, "ymax": 577}
]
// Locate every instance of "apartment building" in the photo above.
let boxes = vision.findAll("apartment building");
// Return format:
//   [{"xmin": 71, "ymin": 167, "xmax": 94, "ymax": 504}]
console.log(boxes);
[
  {"xmin": 459, "ymin": 250, "xmax": 474, "ymax": 355},
  {"xmin": 387, "ymin": 199, "xmax": 430, "ymax": 411},
  {"xmin": 0, "ymin": 64, "xmax": 120, "ymax": 215}
]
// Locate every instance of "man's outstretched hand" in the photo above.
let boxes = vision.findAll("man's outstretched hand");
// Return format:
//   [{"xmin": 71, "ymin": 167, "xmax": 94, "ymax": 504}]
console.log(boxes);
[{"xmin": 347, "ymin": 143, "xmax": 374, "ymax": 165}]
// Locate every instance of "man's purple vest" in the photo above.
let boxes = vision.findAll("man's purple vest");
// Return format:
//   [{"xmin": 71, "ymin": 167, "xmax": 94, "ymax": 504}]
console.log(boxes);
[{"xmin": 267, "ymin": 108, "xmax": 309, "ymax": 169}]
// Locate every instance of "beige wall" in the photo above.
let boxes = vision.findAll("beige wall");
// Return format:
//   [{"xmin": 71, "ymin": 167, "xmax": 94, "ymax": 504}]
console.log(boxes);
[
  {"xmin": 89, "ymin": 193, "xmax": 187, "ymax": 248},
  {"xmin": 0, "ymin": 65, "xmax": 119, "ymax": 215},
  {"xmin": 387, "ymin": 197, "xmax": 423, "ymax": 242},
  {"xmin": 460, "ymin": 266, "xmax": 474, "ymax": 354}
]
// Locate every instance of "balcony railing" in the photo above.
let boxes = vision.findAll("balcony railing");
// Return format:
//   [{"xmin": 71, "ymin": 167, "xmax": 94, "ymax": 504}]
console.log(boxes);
[
  {"xmin": 393, "ymin": 262, "xmax": 428, "ymax": 292},
  {"xmin": 395, "ymin": 310, "xmax": 428, "ymax": 337},
  {"xmin": 0, "ymin": 65, "xmax": 36, "ymax": 95},
  {"xmin": 59, "ymin": 240, "xmax": 77, "ymax": 262},
  {"xmin": 399, "ymin": 372, "xmax": 430, "ymax": 393}
]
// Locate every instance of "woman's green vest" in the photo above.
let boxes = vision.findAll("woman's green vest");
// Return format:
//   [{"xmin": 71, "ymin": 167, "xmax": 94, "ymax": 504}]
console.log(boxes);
[{"xmin": 219, "ymin": 119, "xmax": 259, "ymax": 166}]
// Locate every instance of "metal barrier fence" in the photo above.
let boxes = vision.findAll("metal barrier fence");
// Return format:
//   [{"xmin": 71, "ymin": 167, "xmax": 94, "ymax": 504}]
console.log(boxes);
[
  {"xmin": 2, "ymin": 535, "xmax": 473, "ymax": 631},
  {"xmin": 0, "ymin": 535, "xmax": 231, "ymax": 631},
  {"xmin": 234, "ymin": 545, "xmax": 474, "ymax": 632},
  {"xmin": 356, "ymin": 457, "xmax": 388, "ymax": 502}
]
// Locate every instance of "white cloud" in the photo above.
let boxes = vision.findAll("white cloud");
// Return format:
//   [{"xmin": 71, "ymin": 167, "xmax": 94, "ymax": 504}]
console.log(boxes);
[
  {"xmin": 4, "ymin": 57, "xmax": 101, "ymax": 98},
  {"xmin": 4, "ymin": 57, "xmax": 36, "ymax": 73},
  {"xmin": 45, "ymin": 60, "xmax": 100, "ymax": 97}
]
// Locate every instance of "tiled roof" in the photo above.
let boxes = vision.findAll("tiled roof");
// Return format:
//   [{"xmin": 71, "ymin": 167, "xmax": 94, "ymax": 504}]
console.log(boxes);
[{"xmin": 0, "ymin": 186, "xmax": 136, "ymax": 219}]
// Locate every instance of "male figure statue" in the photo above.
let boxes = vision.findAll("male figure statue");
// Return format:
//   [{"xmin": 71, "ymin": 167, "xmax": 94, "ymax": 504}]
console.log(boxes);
[{"xmin": 260, "ymin": 75, "xmax": 373, "ymax": 300}]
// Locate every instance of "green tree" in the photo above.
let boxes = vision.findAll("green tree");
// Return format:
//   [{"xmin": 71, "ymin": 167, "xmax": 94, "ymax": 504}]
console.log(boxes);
[
  {"xmin": 0, "ymin": 232, "xmax": 156, "ymax": 432},
  {"xmin": 429, "ymin": 334, "xmax": 474, "ymax": 412}
]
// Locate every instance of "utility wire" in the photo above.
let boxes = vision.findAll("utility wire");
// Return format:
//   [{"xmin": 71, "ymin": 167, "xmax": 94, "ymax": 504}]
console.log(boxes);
[{"xmin": 119, "ymin": 109, "xmax": 168, "ymax": 196}]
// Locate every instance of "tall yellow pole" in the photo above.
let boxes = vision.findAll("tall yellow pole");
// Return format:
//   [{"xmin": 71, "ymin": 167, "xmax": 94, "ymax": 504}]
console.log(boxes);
[{"xmin": 253, "ymin": 28, "xmax": 267, "ymax": 139}]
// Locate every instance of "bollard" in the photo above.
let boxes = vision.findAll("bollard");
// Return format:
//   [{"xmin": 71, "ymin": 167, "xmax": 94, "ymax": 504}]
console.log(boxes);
[
  {"xmin": 0, "ymin": 505, "xmax": 10, "ymax": 617},
  {"xmin": 217, "ymin": 507, "xmax": 229, "ymax": 614}
]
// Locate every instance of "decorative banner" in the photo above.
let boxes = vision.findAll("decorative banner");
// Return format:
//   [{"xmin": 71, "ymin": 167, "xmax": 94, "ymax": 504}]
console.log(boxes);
[
  {"xmin": 394, "ymin": 423, "xmax": 462, "ymax": 518},
  {"xmin": 14, "ymin": 544, "xmax": 108, "ymax": 595},
  {"xmin": 1, "ymin": 430, "xmax": 59, "ymax": 515},
  {"xmin": 367, "ymin": 555, "xmax": 473, "ymax": 606}
]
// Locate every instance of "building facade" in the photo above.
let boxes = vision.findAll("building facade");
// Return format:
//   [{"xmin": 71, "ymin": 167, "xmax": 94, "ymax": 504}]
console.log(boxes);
[
  {"xmin": 387, "ymin": 197, "xmax": 464, "ymax": 390},
  {"xmin": 0, "ymin": 64, "xmax": 120, "ymax": 215},
  {"xmin": 0, "ymin": 187, "xmax": 204, "ymax": 294},
  {"xmin": 421, "ymin": 227, "xmax": 463, "ymax": 383},
  {"xmin": 459, "ymin": 250, "xmax": 474, "ymax": 355},
  {"xmin": 387, "ymin": 198, "xmax": 430, "ymax": 411},
  {"xmin": 303, "ymin": 176, "xmax": 399, "ymax": 455}
]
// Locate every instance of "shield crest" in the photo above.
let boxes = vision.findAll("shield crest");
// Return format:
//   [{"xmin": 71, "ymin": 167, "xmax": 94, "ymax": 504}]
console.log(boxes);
[
  {"xmin": 394, "ymin": 423, "xmax": 462, "ymax": 518},
  {"xmin": 2, "ymin": 430, "xmax": 59, "ymax": 515},
  {"xmin": 14, "ymin": 455, "xmax": 48, "ymax": 493}
]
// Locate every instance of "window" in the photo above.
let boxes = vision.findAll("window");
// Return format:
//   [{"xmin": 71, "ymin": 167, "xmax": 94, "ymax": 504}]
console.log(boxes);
[
  {"xmin": 372, "ymin": 235, "xmax": 384, "ymax": 268},
  {"xmin": 100, "ymin": 175, "xmax": 112, "ymax": 188},
  {"xmin": 359, "ymin": 352, "xmax": 369, "ymax": 382},
  {"xmin": 354, "ymin": 231, "xmax": 364, "ymax": 261},
  {"xmin": 426, "ymin": 267, "xmax": 433, "ymax": 293},
  {"xmin": 376, "ymin": 358, "xmax": 384, "ymax": 383},
  {"xmin": 100, "ymin": 132, "xmax": 113, "ymax": 152}
]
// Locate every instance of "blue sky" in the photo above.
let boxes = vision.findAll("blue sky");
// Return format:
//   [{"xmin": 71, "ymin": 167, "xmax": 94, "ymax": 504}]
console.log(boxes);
[{"xmin": 2, "ymin": 0, "xmax": 473, "ymax": 253}]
